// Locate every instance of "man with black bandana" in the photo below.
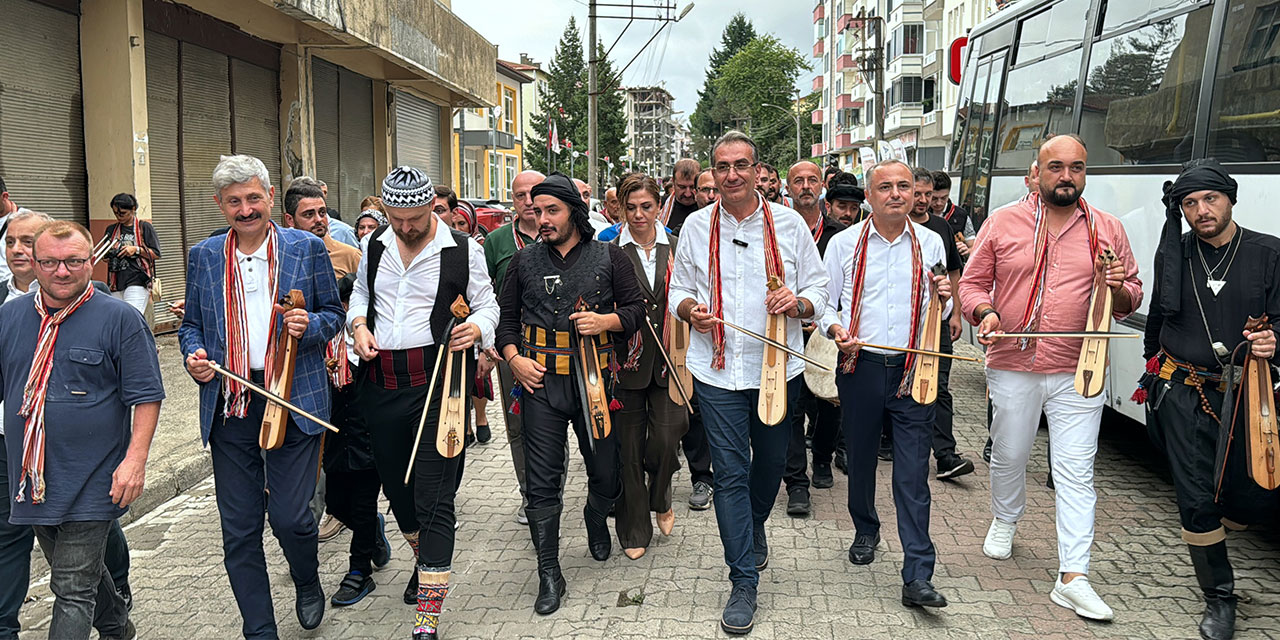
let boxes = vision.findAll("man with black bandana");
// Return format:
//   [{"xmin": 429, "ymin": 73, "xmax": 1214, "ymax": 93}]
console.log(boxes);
[
  {"xmin": 1141, "ymin": 159, "xmax": 1280, "ymax": 640},
  {"xmin": 496, "ymin": 172, "xmax": 646, "ymax": 615}
]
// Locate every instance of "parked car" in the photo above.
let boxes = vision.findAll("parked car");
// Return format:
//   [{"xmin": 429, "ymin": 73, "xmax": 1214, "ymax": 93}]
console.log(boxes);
[{"xmin": 464, "ymin": 199, "xmax": 510, "ymax": 233}]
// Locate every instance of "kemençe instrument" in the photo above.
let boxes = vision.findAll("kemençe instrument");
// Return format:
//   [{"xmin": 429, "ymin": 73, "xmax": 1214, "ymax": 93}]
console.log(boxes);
[
  {"xmin": 260, "ymin": 290, "xmax": 304, "ymax": 450},
  {"xmin": 643, "ymin": 317, "xmax": 693, "ymax": 414},
  {"xmin": 201, "ymin": 359, "xmax": 339, "ymax": 434},
  {"xmin": 667, "ymin": 311, "xmax": 694, "ymax": 407},
  {"xmin": 1242, "ymin": 315, "xmax": 1279, "ymax": 490},
  {"xmin": 911, "ymin": 263, "xmax": 947, "ymax": 406},
  {"xmin": 436, "ymin": 296, "xmax": 472, "ymax": 459},
  {"xmin": 572, "ymin": 297, "xmax": 612, "ymax": 445},
  {"xmin": 404, "ymin": 302, "xmax": 460, "ymax": 484},
  {"xmin": 758, "ymin": 276, "xmax": 789, "ymax": 426},
  {"xmin": 1075, "ymin": 248, "xmax": 1117, "ymax": 398}
]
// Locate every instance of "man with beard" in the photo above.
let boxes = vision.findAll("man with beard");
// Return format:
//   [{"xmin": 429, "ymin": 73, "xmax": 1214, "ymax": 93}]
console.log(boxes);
[
  {"xmin": 930, "ymin": 171, "xmax": 975, "ymax": 258},
  {"xmin": 1142, "ymin": 160, "xmax": 1280, "ymax": 640},
  {"xmin": 780, "ymin": 160, "xmax": 846, "ymax": 516},
  {"xmin": 484, "ymin": 169, "xmax": 545, "ymax": 524},
  {"xmin": 181, "ymin": 154, "xmax": 345, "ymax": 637},
  {"xmin": 695, "ymin": 168, "xmax": 719, "ymax": 209},
  {"xmin": 958, "ymin": 135, "xmax": 1142, "ymax": 621},
  {"xmin": 350, "ymin": 167, "xmax": 499, "ymax": 638},
  {"xmin": 660, "ymin": 159, "xmax": 702, "ymax": 233},
  {"xmin": 825, "ymin": 172, "xmax": 867, "ymax": 227},
  {"xmin": 285, "ymin": 182, "xmax": 360, "ymax": 280},
  {"xmin": 755, "ymin": 163, "xmax": 785, "ymax": 205},
  {"xmin": 497, "ymin": 172, "xmax": 645, "ymax": 615}
]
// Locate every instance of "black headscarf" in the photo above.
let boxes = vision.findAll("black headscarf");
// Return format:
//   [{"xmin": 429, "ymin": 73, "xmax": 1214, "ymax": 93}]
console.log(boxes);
[
  {"xmin": 1157, "ymin": 159, "xmax": 1239, "ymax": 315},
  {"xmin": 531, "ymin": 172, "xmax": 594, "ymax": 242}
]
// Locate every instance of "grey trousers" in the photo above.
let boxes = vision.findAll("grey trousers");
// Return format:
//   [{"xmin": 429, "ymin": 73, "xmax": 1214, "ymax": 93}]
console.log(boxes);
[{"xmin": 33, "ymin": 520, "xmax": 130, "ymax": 640}]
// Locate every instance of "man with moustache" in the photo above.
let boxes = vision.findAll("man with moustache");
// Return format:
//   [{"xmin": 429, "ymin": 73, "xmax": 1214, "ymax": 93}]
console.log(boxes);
[
  {"xmin": 604, "ymin": 187, "xmax": 622, "ymax": 223},
  {"xmin": 958, "ymin": 135, "xmax": 1142, "ymax": 621},
  {"xmin": 695, "ymin": 168, "xmax": 719, "ymax": 209},
  {"xmin": 825, "ymin": 172, "xmax": 867, "ymax": 227},
  {"xmin": 821, "ymin": 160, "xmax": 953, "ymax": 609},
  {"xmin": 755, "ymin": 163, "xmax": 784, "ymax": 205},
  {"xmin": 661, "ymin": 159, "xmax": 702, "ymax": 233},
  {"xmin": 285, "ymin": 182, "xmax": 360, "ymax": 280},
  {"xmin": 496, "ymin": 172, "xmax": 645, "ymax": 614},
  {"xmin": 780, "ymin": 161, "xmax": 847, "ymax": 516},
  {"xmin": 670, "ymin": 131, "xmax": 828, "ymax": 635},
  {"xmin": 484, "ymin": 169, "xmax": 545, "ymax": 525},
  {"xmin": 181, "ymin": 154, "xmax": 345, "ymax": 638},
  {"xmin": 1142, "ymin": 160, "xmax": 1280, "ymax": 640}
]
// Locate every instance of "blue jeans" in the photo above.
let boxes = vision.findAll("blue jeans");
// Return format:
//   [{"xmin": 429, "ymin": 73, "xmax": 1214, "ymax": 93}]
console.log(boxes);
[
  {"xmin": 694, "ymin": 377, "xmax": 798, "ymax": 589},
  {"xmin": 32, "ymin": 521, "xmax": 129, "ymax": 639}
]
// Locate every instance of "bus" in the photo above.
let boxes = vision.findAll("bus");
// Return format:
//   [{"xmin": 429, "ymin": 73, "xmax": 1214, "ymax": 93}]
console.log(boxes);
[{"xmin": 949, "ymin": 0, "xmax": 1280, "ymax": 425}]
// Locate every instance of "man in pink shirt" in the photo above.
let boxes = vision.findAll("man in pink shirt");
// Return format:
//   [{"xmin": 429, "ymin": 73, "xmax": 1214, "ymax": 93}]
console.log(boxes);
[{"xmin": 958, "ymin": 134, "xmax": 1142, "ymax": 622}]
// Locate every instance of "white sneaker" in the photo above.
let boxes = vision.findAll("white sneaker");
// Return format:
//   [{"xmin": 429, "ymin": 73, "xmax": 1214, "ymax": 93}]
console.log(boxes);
[
  {"xmin": 1050, "ymin": 576, "xmax": 1115, "ymax": 621},
  {"xmin": 982, "ymin": 518, "xmax": 1016, "ymax": 560}
]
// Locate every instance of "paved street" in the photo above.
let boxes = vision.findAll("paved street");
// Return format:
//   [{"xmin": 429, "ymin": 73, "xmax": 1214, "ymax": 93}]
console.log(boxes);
[{"xmin": 18, "ymin": 344, "xmax": 1280, "ymax": 639}]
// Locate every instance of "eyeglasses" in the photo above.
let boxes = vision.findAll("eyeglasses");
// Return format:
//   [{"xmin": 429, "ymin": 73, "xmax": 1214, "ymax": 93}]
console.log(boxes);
[
  {"xmin": 697, "ymin": 187, "xmax": 718, "ymax": 195},
  {"xmin": 35, "ymin": 257, "xmax": 91, "ymax": 272},
  {"xmin": 713, "ymin": 161, "xmax": 757, "ymax": 176}
]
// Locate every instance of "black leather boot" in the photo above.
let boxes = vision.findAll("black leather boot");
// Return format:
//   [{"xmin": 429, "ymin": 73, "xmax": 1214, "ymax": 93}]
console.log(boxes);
[
  {"xmin": 1189, "ymin": 541, "xmax": 1236, "ymax": 640},
  {"xmin": 527, "ymin": 507, "xmax": 566, "ymax": 615},
  {"xmin": 583, "ymin": 493, "xmax": 613, "ymax": 561}
]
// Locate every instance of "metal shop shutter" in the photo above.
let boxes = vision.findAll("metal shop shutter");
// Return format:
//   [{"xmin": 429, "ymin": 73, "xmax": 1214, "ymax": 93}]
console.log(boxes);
[
  {"xmin": 231, "ymin": 58, "xmax": 281, "ymax": 214},
  {"xmin": 180, "ymin": 44, "xmax": 233, "ymax": 247},
  {"xmin": 312, "ymin": 59, "xmax": 340, "ymax": 200},
  {"xmin": 394, "ymin": 90, "xmax": 444, "ymax": 185},
  {"xmin": 337, "ymin": 68, "xmax": 375, "ymax": 218},
  {"xmin": 144, "ymin": 31, "xmax": 185, "ymax": 317},
  {"xmin": 0, "ymin": 0, "xmax": 87, "ymax": 223}
]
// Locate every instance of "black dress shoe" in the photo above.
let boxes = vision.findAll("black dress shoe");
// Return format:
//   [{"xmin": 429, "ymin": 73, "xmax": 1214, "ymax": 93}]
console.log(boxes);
[
  {"xmin": 476, "ymin": 421, "xmax": 492, "ymax": 444},
  {"xmin": 848, "ymin": 532, "xmax": 879, "ymax": 565},
  {"xmin": 403, "ymin": 570, "xmax": 419, "ymax": 605},
  {"xmin": 833, "ymin": 450, "xmax": 848, "ymax": 475},
  {"xmin": 786, "ymin": 486, "xmax": 811, "ymax": 517},
  {"xmin": 752, "ymin": 523, "xmax": 768, "ymax": 570},
  {"xmin": 983, "ymin": 437, "xmax": 993, "ymax": 463},
  {"xmin": 295, "ymin": 580, "xmax": 325, "ymax": 630},
  {"xmin": 584, "ymin": 500, "xmax": 612, "ymax": 561},
  {"xmin": 877, "ymin": 446, "xmax": 894, "ymax": 462},
  {"xmin": 812, "ymin": 462, "xmax": 834, "ymax": 489},
  {"xmin": 902, "ymin": 579, "xmax": 948, "ymax": 608},
  {"xmin": 330, "ymin": 571, "xmax": 376, "ymax": 606}
]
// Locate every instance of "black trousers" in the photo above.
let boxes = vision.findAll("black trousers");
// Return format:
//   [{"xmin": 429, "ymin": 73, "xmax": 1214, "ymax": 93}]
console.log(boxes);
[
  {"xmin": 680, "ymin": 393, "xmax": 714, "ymax": 486},
  {"xmin": 324, "ymin": 382, "xmax": 383, "ymax": 575},
  {"xmin": 613, "ymin": 384, "xmax": 688, "ymax": 548},
  {"xmin": 880, "ymin": 328, "xmax": 957, "ymax": 461},
  {"xmin": 361, "ymin": 378, "xmax": 466, "ymax": 568},
  {"xmin": 522, "ymin": 373, "xmax": 621, "ymax": 513},
  {"xmin": 785, "ymin": 384, "xmax": 841, "ymax": 490},
  {"xmin": 210, "ymin": 382, "xmax": 322, "ymax": 639},
  {"xmin": 841, "ymin": 354, "xmax": 936, "ymax": 583}
]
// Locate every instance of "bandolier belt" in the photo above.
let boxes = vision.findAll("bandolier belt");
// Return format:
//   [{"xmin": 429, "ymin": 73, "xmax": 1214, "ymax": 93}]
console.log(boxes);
[
  {"xmin": 522, "ymin": 324, "xmax": 611, "ymax": 375},
  {"xmin": 1158, "ymin": 349, "xmax": 1226, "ymax": 420}
]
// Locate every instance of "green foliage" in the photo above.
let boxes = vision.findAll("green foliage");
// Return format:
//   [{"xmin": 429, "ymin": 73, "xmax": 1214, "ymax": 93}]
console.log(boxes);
[
  {"xmin": 710, "ymin": 35, "xmax": 814, "ymax": 169},
  {"xmin": 690, "ymin": 14, "xmax": 758, "ymax": 151}
]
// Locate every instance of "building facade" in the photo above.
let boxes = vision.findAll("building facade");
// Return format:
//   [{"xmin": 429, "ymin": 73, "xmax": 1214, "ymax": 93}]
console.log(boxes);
[
  {"xmin": 811, "ymin": 0, "xmax": 1001, "ymax": 174},
  {"xmin": 451, "ymin": 60, "xmax": 530, "ymax": 203},
  {"xmin": 622, "ymin": 86, "xmax": 680, "ymax": 177},
  {"xmin": 0, "ymin": 0, "xmax": 496, "ymax": 329}
]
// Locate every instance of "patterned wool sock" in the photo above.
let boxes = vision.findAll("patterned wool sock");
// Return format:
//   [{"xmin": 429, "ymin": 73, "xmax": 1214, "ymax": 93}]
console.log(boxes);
[
  {"xmin": 414, "ymin": 566, "xmax": 450, "ymax": 635},
  {"xmin": 403, "ymin": 531, "xmax": 420, "ymax": 560}
]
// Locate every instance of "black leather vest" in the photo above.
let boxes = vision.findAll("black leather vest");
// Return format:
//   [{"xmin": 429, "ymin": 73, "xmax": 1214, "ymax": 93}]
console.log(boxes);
[{"xmin": 517, "ymin": 239, "xmax": 614, "ymax": 332}]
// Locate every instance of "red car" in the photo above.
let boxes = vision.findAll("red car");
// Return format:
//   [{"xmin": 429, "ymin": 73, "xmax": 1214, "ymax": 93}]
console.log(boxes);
[{"xmin": 465, "ymin": 199, "xmax": 510, "ymax": 233}]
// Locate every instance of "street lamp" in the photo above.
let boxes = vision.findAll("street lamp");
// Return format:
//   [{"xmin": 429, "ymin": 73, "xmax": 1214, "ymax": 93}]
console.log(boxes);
[{"xmin": 761, "ymin": 102, "xmax": 802, "ymax": 162}]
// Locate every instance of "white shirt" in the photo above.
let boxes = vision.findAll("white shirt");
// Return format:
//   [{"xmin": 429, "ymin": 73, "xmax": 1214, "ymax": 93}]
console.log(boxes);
[
  {"xmin": 347, "ymin": 225, "xmax": 499, "ymax": 351},
  {"xmin": 235, "ymin": 243, "xmax": 275, "ymax": 370},
  {"xmin": 0, "ymin": 209, "xmax": 21, "ymax": 283},
  {"xmin": 668, "ymin": 195, "xmax": 829, "ymax": 391},
  {"xmin": 820, "ymin": 218, "xmax": 952, "ymax": 353},
  {"xmin": 617, "ymin": 224, "xmax": 670, "ymax": 289}
]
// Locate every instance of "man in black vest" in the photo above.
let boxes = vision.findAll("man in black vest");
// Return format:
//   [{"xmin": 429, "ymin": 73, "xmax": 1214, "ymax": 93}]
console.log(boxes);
[
  {"xmin": 349, "ymin": 167, "xmax": 499, "ymax": 639},
  {"xmin": 496, "ymin": 172, "xmax": 646, "ymax": 615}
]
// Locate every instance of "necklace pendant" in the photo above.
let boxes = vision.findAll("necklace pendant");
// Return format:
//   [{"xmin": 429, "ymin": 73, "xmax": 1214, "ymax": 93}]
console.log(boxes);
[{"xmin": 1208, "ymin": 279, "xmax": 1226, "ymax": 296}]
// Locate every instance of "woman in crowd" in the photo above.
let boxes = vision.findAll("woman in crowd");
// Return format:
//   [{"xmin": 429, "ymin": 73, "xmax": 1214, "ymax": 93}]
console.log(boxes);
[
  {"xmin": 355, "ymin": 196, "xmax": 387, "ymax": 240},
  {"xmin": 99, "ymin": 192, "xmax": 161, "ymax": 315}
]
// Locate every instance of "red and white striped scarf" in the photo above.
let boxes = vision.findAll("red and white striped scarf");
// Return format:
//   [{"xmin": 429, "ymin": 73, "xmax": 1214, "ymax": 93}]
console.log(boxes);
[
  {"xmin": 223, "ymin": 227, "xmax": 281, "ymax": 418},
  {"xmin": 810, "ymin": 216, "xmax": 825, "ymax": 243},
  {"xmin": 106, "ymin": 218, "xmax": 154, "ymax": 290},
  {"xmin": 839, "ymin": 220, "xmax": 927, "ymax": 397},
  {"xmin": 15, "ymin": 283, "xmax": 96, "ymax": 503},
  {"xmin": 708, "ymin": 197, "xmax": 785, "ymax": 370},
  {"xmin": 326, "ymin": 331, "xmax": 351, "ymax": 388},
  {"xmin": 657, "ymin": 195, "xmax": 675, "ymax": 226},
  {"xmin": 512, "ymin": 222, "xmax": 535, "ymax": 250},
  {"xmin": 1016, "ymin": 192, "xmax": 1099, "ymax": 350},
  {"xmin": 622, "ymin": 240, "xmax": 675, "ymax": 371}
]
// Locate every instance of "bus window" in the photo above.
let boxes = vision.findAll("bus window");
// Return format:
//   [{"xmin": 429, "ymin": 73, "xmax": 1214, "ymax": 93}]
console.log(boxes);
[
  {"xmin": 1100, "ymin": 0, "xmax": 1202, "ymax": 36},
  {"xmin": 947, "ymin": 49, "xmax": 981, "ymax": 169},
  {"xmin": 994, "ymin": 49, "xmax": 1083, "ymax": 170},
  {"xmin": 959, "ymin": 53, "xmax": 1008, "ymax": 226},
  {"xmin": 1015, "ymin": 0, "xmax": 1091, "ymax": 64},
  {"xmin": 1207, "ymin": 0, "xmax": 1280, "ymax": 163},
  {"xmin": 1080, "ymin": 5, "xmax": 1214, "ymax": 165}
]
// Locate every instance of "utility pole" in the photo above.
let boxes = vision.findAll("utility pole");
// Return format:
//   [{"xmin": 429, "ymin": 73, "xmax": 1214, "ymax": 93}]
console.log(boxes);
[
  {"xmin": 761, "ymin": 102, "xmax": 802, "ymax": 162},
  {"xmin": 856, "ymin": 9, "xmax": 886, "ymax": 158},
  {"xmin": 588, "ymin": 0, "xmax": 598, "ymax": 190}
]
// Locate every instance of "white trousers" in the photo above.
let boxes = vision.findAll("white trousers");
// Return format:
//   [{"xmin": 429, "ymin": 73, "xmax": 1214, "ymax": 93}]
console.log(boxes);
[
  {"xmin": 111, "ymin": 285, "xmax": 149, "ymax": 316},
  {"xmin": 987, "ymin": 368, "xmax": 1105, "ymax": 575}
]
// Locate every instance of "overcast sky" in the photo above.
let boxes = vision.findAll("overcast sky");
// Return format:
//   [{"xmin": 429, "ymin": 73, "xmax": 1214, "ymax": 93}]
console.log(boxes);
[{"xmin": 451, "ymin": 0, "xmax": 814, "ymax": 124}]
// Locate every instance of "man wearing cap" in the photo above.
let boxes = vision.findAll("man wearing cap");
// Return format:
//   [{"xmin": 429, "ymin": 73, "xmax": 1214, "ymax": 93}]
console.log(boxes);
[
  {"xmin": 180, "ymin": 155, "xmax": 344, "ymax": 638},
  {"xmin": 496, "ymin": 172, "xmax": 646, "ymax": 615},
  {"xmin": 825, "ymin": 172, "xmax": 867, "ymax": 227},
  {"xmin": 1142, "ymin": 159, "xmax": 1280, "ymax": 640},
  {"xmin": 348, "ymin": 167, "xmax": 499, "ymax": 639}
]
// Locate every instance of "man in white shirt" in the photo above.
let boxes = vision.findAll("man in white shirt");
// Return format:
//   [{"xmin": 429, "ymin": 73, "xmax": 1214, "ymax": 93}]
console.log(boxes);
[
  {"xmin": 821, "ymin": 159, "xmax": 953, "ymax": 610},
  {"xmin": 669, "ymin": 131, "xmax": 828, "ymax": 636},
  {"xmin": 349, "ymin": 167, "xmax": 498, "ymax": 639},
  {"xmin": 0, "ymin": 176, "xmax": 31, "ymax": 283}
]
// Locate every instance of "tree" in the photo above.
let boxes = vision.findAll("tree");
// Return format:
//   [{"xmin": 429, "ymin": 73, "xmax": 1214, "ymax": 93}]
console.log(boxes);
[
  {"xmin": 711, "ymin": 35, "xmax": 813, "ymax": 169},
  {"xmin": 1086, "ymin": 21, "xmax": 1177, "ymax": 99},
  {"xmin": 689, "ymin": 14, "xmax": 757, "ymax": 156},
  {"xmin": 591, "ymin": 40, "xmax": 629, "ymax": 188}
]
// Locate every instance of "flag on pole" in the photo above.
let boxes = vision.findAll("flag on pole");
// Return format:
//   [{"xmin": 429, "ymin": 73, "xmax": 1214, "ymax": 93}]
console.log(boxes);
[{"xmin": 551, "ymin": 122, "xmax": 561, "ymax": 153}]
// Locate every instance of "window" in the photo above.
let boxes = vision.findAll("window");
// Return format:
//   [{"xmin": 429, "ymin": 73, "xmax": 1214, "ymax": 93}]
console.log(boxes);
[
  {"xmin": 503, "ymin": 88, "xmax": 515, "ymax": 134},
  {"xmin": 957, "ymin": 53, "xmax": 1007, "ymax": 225},
  {"xmin": 1100, "ymin": 0, "xmax": 1201, "ymax": 35},
  {"xmin": 489, "ymin": 153, "xmax": 499, "ymax": 200},
  {"xmin": 949, "ymin": 41, "xmax": 981, "ymax": 167},
  {"xmin": 922, "ymin": 77, "xmax": 936, "ymax": 114},
  {"xmin": 889, "ymin": 76, "xmax": 924, "ymax": 107},
  {"xmin": 504, "ymin": 155, "xmax": 517, "ymax": 202},
  {"xmin": 838, "ymin": 107, "xmax": 862, "ymax": 128},
  {"xmin": 993, "ymin": 49, "xmax": 1082, "ymax": 169},
  {"xmin": 1081, "ymin": 6, "xmax": 1211, "ymax": 165},
  {"xmin": 1208, "ymin": 0, "xmax": 1280, "ymax": 162},
  {"xmin": 1015, "ymin": 0, "xmax": 1089, "ymax": 64},
  {"xmin": 888, "ymin": 24, "xmax": 923, "ymax": 63},
  {"xmin": 463, "ymin": 158, "xmax": 478, "ymax": 199}
]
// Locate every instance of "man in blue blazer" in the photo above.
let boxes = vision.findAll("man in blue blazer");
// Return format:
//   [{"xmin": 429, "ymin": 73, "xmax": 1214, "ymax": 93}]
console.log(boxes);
[{"xmin": 179, "ymin": 154, "xmax": 343, "ymax": 639}]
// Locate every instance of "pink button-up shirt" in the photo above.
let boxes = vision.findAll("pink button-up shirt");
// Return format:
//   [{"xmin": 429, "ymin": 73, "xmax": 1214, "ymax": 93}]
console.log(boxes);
[{"xmin": 958, "ymin": 198, "xmax": 1143, "ymax": 374}]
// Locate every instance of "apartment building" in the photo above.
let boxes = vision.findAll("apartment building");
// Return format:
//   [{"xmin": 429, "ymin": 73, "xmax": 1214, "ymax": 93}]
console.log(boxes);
[{"xmin": 623, "ymin": 86, "xmax": 682, "ymax": 177}]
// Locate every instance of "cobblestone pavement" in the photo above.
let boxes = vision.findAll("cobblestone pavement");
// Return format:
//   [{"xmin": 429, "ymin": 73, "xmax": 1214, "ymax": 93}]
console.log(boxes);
[{"xmin": 19, "ymin": 344, "xmax": 1280, "ymax": 639}]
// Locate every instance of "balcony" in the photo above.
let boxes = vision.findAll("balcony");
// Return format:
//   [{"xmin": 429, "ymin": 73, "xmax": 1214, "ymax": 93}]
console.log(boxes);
[
  {"xmin": 835, "ymin": 94, "xmax": 864, "ymax": 110},
  {"xmin": 813, "ymin": 40, "xmax": 825, "ymax": 57},
  {"xmin": 812, "ymin": 141, "xmax": 827, "ymax": 157},
  {"xmin": 923, "ymin": 0, "xmax": 944, "ymax": 22},
  {"xmin": 812, "ymin": 75, "xmax": 824, "ymax": 91},
  {"xmin": 813, "ymin": 3, "xmax": 824, "ymax": 23},
  {"xmin": 835, "ymin": 54, "xmax": 856, "ymax": 73},
  {"xmin": 460, "ymin": 128, "xmax": 515, "ymax": 150},
  {"xmin": 834, "ymin": 132, "xmax": 856, "ymax": 151},
  {"xmin": 811, "ymin": 108, "xmax": 824, "ymax": 124},
  {"xmin": 837, "ymin": 13, "xmax": 861, "ymax": 33},
  {"xmin": 923, "ymin": 49, "xmax": 942, "ymax": 78}
]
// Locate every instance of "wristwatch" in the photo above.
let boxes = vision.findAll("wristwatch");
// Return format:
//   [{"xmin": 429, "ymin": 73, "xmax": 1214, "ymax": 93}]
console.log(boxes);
[
  {"xmin": 794, "ymin": 298, "xmax": 808, "ymax": 317},
  {"xmin": 977, "ymin": 308, "xmax": 1000, "ymax": 324}
]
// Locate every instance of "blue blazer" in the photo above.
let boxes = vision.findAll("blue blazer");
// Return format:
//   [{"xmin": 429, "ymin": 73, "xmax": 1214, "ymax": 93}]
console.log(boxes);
[{"xmin": 178, "ymin": 225, "xmax": 344, "ymax": 444}]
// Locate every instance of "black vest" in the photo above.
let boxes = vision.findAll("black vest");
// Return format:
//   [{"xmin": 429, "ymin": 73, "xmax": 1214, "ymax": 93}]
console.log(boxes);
[
  {"xmin": 517, "ymin": 239, "xmax": 614, "ymax": 332},
  {"xmin": 364, "ymin": 225, "xmax": 472, "ymax": 345}
]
